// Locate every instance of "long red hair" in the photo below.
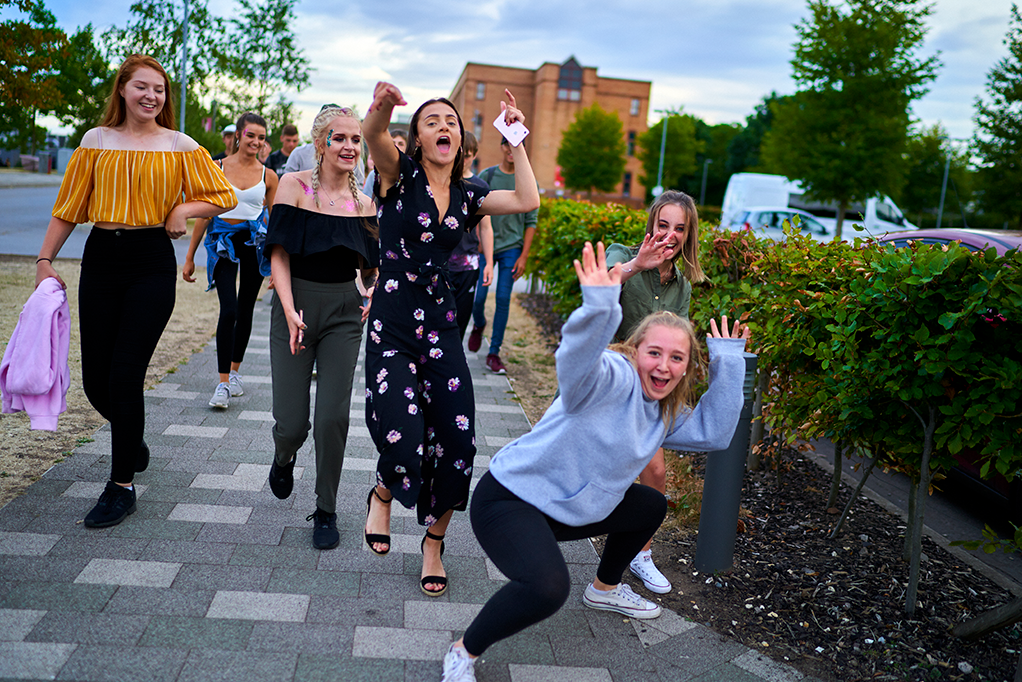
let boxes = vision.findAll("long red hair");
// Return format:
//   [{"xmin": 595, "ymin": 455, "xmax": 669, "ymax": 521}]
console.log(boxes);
[{"xmin": 99, "ymin": 55, "xmax": 176, "ymax": 130}]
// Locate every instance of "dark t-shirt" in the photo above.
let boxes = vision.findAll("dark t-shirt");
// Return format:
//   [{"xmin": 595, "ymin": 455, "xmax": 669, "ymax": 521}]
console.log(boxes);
[{"xmin": 264, "ymin": 150, "xmax": 288, "ymax": 177}]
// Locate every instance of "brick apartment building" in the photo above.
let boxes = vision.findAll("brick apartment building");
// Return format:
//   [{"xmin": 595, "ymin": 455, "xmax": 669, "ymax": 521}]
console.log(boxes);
[{"xmin": 449, "ymin": 57, "xmax": 651, "ymax": 200}]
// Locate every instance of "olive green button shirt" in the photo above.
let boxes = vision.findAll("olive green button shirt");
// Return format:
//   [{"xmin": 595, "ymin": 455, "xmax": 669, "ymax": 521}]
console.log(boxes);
[{"xmin": 605, "ymin": 242, "xmax": 692, "ymax": 342}]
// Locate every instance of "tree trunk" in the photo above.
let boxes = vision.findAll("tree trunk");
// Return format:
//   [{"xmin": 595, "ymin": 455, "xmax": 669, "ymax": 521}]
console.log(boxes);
[
  {"xmin": 834, "ymin": 199, "xmax": 848, "ymax": 241},
  {"xmin": 747, "ymin": 370, "xmax": 768, "ymax": 471},
  {"xmin": 951, "ymin": 596, "xmax": 1022, "ymax": 640},
  {"xmin": 904, "ymin": 476, "xmax": 918, "ymax": 562},
  {"xmin": 905, "ymin": 406, "xmax": 937, "ymax": 617},
  {"xmin": 827, "ymin": 441, "xmax": 843, "ymax": 509},
  {"xmin": 830, "ymin": 454, "xmax": 876, "ymax": 539}
]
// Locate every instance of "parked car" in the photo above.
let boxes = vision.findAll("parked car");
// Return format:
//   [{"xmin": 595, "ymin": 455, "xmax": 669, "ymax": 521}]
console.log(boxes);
[
  {"xmin": 878, "ymin": 228, "xmax": 1022, "ymax": 523},
  {"xmin": 721, "ymin": 172, "xmax": 916, "ymax": 234},
  {"xmin": 727, "ymin": 207, "xmax": 833, "ymax": 243},
  {"xmin": 877, "ymin": 228, "xmax": 1022, "ymax": 256}
]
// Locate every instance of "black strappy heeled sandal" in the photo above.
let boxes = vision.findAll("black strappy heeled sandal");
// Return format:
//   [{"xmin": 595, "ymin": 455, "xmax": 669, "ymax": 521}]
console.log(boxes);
[
  {"xmin": 420, "ymin": 530, "xmax": 447, "ymax": 597},
  {"xmin": 364, "ymin": 487, "xmax": 392, "ymax": 556}
]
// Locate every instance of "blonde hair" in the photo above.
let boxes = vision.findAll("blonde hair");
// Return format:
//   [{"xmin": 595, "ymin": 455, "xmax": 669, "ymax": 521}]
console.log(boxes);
[
  {"xmin": 645, "ymin": 190, "xmax": 705, "ymax": 284},
  {"xmin": 310, "ymin": 106, "xmax": 363, "ymax": 213},
  {"xmin": 609, "ymin": 311, "xmax": 705, "ymax": 429}
]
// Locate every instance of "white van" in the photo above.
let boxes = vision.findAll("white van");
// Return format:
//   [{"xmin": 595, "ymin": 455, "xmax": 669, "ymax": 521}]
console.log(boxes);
[{"xmin": 721, "ymin": 173, "xmax": 916, "ymax": 237}]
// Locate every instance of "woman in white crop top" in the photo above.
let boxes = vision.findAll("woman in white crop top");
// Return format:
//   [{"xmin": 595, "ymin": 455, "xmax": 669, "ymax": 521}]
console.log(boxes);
[{"xmin": 184, "ymin": 111, "xmax": 278, "ymax": 410}]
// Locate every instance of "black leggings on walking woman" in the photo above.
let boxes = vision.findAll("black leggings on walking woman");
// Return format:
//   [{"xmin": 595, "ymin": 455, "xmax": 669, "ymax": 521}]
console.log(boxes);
[
  {"xmin": 212, "ymin": 232, "xmax": 264, "ymax": 374},
  {"xmin": 463, "ymin": 470, "xmax": 667, "ymax": 656},
  {"xmin": 78, "ymin": 227, "xmax": 177, "ymax": 484}
]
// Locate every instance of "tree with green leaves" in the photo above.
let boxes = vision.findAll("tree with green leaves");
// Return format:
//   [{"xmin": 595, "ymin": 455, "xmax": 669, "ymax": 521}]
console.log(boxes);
[
  {"xmin": 760, "ymin": 0, "xmax": 940, "ymax": 239},
  {"xmin": 0, "ymin": 0, "xmax": 67, "ymax": 153},
  {"xmin": 50, "ymin": 24, "xmax": 114, "ymax": 146},
  {"xmin": 221, "ymin": 0, "xmax": 310, "ymax": 131},
  {"xmin": 556, "ymin": 103, "xmax": 627, "ymax": 197},
  {"xmin": 973, "ymin": 4, "xmax": 1022, "ymax": 230},
  {"xmin": 900, "ymin": 123, "xmax": 972, "ymax": 228},
  {"xmin": 726, "ymin": 92, "xmax": 793, "ymax": 177},
  {"xmin": 102, "ymin": 0, "xmax": 227, "ymax": 88},
  {"xmin": 635, "ymin": 111, "xmax": 702, "ymax": 199}
]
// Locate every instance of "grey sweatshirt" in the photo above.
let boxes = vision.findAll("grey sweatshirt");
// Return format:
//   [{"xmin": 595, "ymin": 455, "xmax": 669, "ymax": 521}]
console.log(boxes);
[{"xmin": 488, "ymin": 284, "xmax": 747, "ymax": 526}]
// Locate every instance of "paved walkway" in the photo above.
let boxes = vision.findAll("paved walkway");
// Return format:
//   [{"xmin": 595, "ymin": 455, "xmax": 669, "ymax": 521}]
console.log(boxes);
[{"xmin": 0, "ymin": 296, "xmax": 817, "ymax": 682}]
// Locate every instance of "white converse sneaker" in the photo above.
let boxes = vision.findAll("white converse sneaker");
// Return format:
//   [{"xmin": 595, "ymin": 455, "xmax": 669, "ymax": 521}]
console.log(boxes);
[
  {"xmin": 629, "ymin": 550, "xmax": 672, "ymax": 594},
  {"xmin": 228, "ymin": 370, "xmax": 244, "ymax": 397},
  {"xmin": 583, "ymin": 582, "xmax": 662, "ymax": 619},
  {"xmin": 440, "ymin": 643, "xmax": 477, "ymax": 682}
]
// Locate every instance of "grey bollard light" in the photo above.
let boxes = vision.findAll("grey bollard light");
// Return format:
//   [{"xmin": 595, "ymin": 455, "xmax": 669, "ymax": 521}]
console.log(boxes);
[{"xmin": 694, "ymin": 352, "xmax": 758, "ymax": 574}]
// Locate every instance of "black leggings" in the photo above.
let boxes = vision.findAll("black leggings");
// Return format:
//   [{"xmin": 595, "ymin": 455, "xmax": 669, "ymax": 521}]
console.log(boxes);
[
  {"xmin": 78, "ymin": 227, "xmax": 177, "ymax": 484},
  {"xmin": 213, "ymin": 232, "xmax": 264, "ymax": 374},
  {"xmin": 463, "ymin": 471, "xmax": 667, "ymax": 656},
  {"xmin": 449, "ymin": 268, "xmax": 478, "ymax": 341}
]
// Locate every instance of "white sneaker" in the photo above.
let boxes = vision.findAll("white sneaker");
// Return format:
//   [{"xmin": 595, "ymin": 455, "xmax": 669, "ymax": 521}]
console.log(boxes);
[
  {"xmin": 440, "ymin": 644, "xmax": 477, "ymax": 682},
  {"xmin": 228, "ymin": 371, "xmax": 244, "ymax": 397},
  {"xmin": 583, "ymin": 582, "xmax": 662, "ymax": 619},
  {"xmin": 629, "ymin": 550, "xmax": 672, "ymax": 594},
  {"xmin": 209, "ymin": 382, "xmax": 230, "ymax": 409}
]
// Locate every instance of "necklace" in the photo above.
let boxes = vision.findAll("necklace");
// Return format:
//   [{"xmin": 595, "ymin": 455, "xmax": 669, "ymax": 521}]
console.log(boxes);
[{"xmin": 317, "ymin": 185, "xmax": 340, "ymax": 206}]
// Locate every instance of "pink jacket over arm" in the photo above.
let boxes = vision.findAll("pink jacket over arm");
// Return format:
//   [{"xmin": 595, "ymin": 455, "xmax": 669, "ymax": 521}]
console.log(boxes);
[{"xmin": 0, "ymin": 277, "xmax": 71, "ymax": 430}]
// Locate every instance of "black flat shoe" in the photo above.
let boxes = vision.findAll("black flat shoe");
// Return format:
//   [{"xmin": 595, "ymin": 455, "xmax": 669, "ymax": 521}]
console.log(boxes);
[
  {"xmin": 420, "ymin": 530, "xmax": 447, "ymax": 597},
  {"xmin": 364, "ymin": 487, "xmax": 392, "ymax": 555},
  {"xmin": 268, "ymin": 456, "xmax": 296, "ymax": 499},
  {"xmin": 84, "ymin": 481, "xmax": 137, "ymax": 528},
  {"xmin": 307, "ymin": 508, "xmax": 340, "ymax": 550}
]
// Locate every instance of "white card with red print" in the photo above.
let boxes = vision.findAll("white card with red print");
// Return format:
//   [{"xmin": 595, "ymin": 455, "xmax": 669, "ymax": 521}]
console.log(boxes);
[{"xmin": 492, "ymin": 111, "xmax": 530, "ymax": 147}]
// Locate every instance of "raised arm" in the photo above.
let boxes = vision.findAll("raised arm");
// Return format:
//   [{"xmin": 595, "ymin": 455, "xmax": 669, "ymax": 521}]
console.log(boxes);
[
  {"xmin": 478, "ymin": 90, "xmax": 541, "ymax": 216},
  {"xmin": 363, "ymin": 82, "xmax": 407, "ymax": 196},
  {"xmin": 613, "ymin": 232, "xmax": 674, "ymax": 284}
]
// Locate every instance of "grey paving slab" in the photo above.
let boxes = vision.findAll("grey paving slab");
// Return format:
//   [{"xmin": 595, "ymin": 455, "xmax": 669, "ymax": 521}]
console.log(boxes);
[
  {"xmin": 0, "ymin": 609, "xmax": 45, "ymax": 641},
  {"xmin": 74, "ymin": 558, "xmax": 182, "ymax": 588},
  {"xmin": 0, "ymin": 299, "xmax": 808, "ymax": 682},
  {"xmin": 0, "ymin": 641, "xmax": 77, "ymax": 679}
]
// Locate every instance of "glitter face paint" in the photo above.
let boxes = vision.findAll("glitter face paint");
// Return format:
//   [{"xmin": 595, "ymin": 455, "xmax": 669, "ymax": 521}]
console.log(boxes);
[{"xmin": 327, "ymin": 129, "xmax": 333, "ymax": 147}]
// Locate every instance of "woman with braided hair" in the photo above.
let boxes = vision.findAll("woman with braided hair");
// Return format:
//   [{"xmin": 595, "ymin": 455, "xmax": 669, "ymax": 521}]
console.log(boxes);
[{"xmin": 263, "ymin": 106, "xmax": 380, "ymax": 550}]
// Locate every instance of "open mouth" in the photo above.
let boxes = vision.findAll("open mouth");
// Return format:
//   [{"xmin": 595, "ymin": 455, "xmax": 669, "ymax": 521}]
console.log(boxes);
[
  {"xmin": 437, "ymin": 135, "xmax": 452, "ymax": 155},
  {"xmin": 650, "ymin": 376, "xmax": 669, "ymax": 390}
]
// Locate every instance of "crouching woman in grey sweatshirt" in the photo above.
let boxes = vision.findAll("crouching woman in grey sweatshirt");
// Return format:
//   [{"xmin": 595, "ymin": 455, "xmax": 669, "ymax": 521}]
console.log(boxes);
[{"xmin": 439, "ymin": 241, "xmax": 751, "ymax": 681}]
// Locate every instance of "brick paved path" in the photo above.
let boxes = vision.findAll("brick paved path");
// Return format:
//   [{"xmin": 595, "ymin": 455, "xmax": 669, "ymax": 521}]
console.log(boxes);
[{"xmin": 0, "ymin": 296, "xmax": 816, "ymax": 682}]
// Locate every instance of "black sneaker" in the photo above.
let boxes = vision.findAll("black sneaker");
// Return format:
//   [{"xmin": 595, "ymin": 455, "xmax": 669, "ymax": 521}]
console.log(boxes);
[
  {"xmin": 84, "ymin": 481, "xmax": 137, "ymax": 528},
  {"xmin": 136, "ymin": 441, "xmax": 150, "ymax": 473},
  {"xmin": 268, "ymin": 457, "xmax": 295, "ymax": 499},
  {"xmin": 307, "ymin": 508, "xmax": 339, "ymax": 550}
]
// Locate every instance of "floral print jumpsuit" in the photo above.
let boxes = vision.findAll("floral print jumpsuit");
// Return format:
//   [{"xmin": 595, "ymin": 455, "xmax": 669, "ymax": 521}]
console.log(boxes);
[{"xmin": 366, "ymin": 152, "xmax": 490, "ymax": 525}]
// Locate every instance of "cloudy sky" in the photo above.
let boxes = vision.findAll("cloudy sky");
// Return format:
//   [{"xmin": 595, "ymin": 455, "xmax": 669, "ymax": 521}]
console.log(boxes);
[{"xmin": 18, "ymin": 0, "xmax": 1017, "ymax": 142}]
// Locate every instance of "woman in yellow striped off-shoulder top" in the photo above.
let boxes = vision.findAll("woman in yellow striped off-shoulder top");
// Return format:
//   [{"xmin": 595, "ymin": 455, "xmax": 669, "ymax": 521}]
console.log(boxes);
[{"xmin": 34, "ymin": 54, "xmax": 237, "ymax": 529}]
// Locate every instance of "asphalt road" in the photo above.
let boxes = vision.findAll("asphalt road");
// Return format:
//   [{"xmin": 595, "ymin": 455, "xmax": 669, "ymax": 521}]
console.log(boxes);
[{"xmin": 0, "ymin": 184, "xmax": 206, "ymax": 264}]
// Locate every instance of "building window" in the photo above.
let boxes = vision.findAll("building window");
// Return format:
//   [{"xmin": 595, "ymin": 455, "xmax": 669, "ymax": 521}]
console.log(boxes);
[
  {"xmin": 630, "ymin": 98, "xmax": 640, "ymax": 116},
  {"xmin": 623, "ymin": 172, "xmax": 632, "ymax": 197},
  {"xmin": 557, "ymin": 56, "xmax": 583, "ymax": 101},
  {"xmin": 627, "ymin": 131, "xmax": 636, "ymax": 157},
  {"xmin": 476, "ymin": 82, "xmax": 486, "ymax": 100},
  {"xmin": 473, "ymin": 110, "xmax": 483, "ymax": 139}
]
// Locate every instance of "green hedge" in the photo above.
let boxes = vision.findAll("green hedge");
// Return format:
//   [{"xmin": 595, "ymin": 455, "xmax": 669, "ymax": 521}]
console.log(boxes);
[{"xmin": 530, "ymin": 198, "xmax": 1022, "ymax": 484}]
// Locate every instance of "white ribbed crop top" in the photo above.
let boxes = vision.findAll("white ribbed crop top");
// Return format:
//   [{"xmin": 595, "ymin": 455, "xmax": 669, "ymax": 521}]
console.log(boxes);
[{"xmin": 219, "ymin": 166, "xmax": 266, "ymax": 220}]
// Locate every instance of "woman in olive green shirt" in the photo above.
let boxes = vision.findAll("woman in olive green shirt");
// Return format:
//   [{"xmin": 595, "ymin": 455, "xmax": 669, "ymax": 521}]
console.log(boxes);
[{"xmin": 605, "ymin": 190, "xmax": 706, "ymax": 594}]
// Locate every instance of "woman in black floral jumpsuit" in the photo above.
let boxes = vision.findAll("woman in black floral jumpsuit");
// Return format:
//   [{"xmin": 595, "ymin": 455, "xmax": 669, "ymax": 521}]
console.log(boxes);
[{"xmin": 362, "ymin": 82, "xmax": 540, "ymax": 597}]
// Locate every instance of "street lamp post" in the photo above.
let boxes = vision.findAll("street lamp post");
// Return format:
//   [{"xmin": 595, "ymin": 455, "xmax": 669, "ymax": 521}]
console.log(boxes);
[
  {"xmin": 699, "ymin": 158, "xmax": 713, "ymax": 206},
  {"xmin": 179, "ymin": 0, "xmax": 189, "ymax": 133},
  {"xmin": 653, "ymin": 109, "xmax": 671, "ymax": 197}
]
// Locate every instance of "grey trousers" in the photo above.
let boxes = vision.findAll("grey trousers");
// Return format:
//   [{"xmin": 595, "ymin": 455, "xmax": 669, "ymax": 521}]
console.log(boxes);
[{"xmin": 270, "ymin": 278, "xmax": 362, "ymax": 514}]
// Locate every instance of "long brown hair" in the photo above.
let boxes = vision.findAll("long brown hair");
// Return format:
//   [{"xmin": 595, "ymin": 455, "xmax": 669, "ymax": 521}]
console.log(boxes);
[
  {"xmin": 99, "ymin": 55, "xmax": 176, "ymax": 130},
  {"xmin": 644, "ymin": 190, "xmax": 705, "ymax": 284},
  {"xmin": 408, "ymin": 97, "xmax": 465, "ymax": 184},
  {"xmin": 609, "ymin": 311, "xmax": 705, "ymax": 429}
]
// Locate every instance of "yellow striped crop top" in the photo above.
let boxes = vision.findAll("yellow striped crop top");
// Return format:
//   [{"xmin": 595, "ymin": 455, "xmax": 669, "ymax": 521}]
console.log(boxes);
[{"xmin": 51, "ymin": 147, "xmax": 238, "ymax": 226}]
